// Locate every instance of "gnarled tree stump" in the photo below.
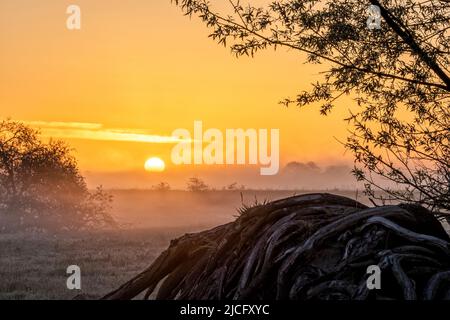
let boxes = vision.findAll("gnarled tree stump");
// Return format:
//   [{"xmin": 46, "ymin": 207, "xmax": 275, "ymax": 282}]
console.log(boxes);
[{"xmin": 103, "ymin": 193, "xmax": 450, "ymax": 300}]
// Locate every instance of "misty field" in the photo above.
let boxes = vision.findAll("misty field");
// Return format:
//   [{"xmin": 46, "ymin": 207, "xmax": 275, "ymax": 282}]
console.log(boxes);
[
  {"xmin": 0, "ymin": 190, "xmax": 373, "ymax": 300},
  {"xmin": 109, "ymin": 189, "xmax": 372, "ymax": 228}
]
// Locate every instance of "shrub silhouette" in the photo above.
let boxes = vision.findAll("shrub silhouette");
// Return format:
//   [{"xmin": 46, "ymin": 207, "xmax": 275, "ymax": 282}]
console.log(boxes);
[{"xmin": 0, "ymin": 119, "xmax": 115, "ymax": 231}]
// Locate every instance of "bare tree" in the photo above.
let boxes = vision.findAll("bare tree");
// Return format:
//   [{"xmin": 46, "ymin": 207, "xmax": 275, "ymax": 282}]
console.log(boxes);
[
  {"xmin": 172, "ymin": 0, "xmax": 449, "ymax": 216},
  {"xmin": 0, "ymin": 119, "xmax": 115, "ymax": 230}
]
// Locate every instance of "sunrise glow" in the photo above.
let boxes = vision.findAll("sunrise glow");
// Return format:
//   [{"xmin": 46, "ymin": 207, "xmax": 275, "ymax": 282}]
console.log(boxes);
[{"xmin": 144, "ymin": 157, "xmax": 166, "ymax": 172}]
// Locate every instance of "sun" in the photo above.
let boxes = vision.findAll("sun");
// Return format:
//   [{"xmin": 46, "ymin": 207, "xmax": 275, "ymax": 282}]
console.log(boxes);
[{"xmin": 144, "ymin": 157, "xmax": 166, "ymax": 172}]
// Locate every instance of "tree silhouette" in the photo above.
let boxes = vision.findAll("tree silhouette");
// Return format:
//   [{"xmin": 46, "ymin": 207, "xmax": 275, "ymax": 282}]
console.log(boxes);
[
  {"xmin": 187, "ymin": 177, "xmax": 210, "ymax": 192},
  {"xmin": 0, "ymin": 119, "xmax": 115, "ymax": 230},
  {"xmin": 173, "ymin": 0, "xmax": 449, "ymax": 215}
]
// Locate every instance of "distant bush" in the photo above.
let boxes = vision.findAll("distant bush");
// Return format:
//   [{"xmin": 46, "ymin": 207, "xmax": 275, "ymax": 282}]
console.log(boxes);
[
  {"xmin": 224, "ymin": 182, "xmax": 246, "ymax": 191},
  {"xmin": 186, "ymin": 177, "xmax": 209, "ymax": 192},
  {"xmin": 225, "ymin": 182, "xmax": 238, "ymax": 191},
  {"xmin": 151, "ymin": 182, "xmax": 171, "ymax": 191},
  {"xmin": 0, "ymin": 119, "xmax": 115, "ymax": 231}
]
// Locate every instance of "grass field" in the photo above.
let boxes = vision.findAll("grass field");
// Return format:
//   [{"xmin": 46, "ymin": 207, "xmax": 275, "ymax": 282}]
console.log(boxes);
[{"xmin": 0, "ymin": 228, "xmax": 195, "ymax": 300}]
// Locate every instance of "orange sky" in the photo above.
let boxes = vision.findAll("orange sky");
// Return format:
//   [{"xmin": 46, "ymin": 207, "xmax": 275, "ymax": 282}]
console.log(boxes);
[{"xmin": 0, "ymin": 0, "xmax": 356, "ymax": 188}]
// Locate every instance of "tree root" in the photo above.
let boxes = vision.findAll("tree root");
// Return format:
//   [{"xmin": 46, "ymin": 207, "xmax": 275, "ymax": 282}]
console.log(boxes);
[{"xmin": 102, "ymin": 193, "xmax": 450, "ymax": 300}]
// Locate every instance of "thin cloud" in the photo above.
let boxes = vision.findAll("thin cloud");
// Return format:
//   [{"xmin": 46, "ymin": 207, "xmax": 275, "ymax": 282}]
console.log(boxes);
[
  {"xmin": 23, "ymin": 120, "xmax": 103, "ymax": 130},
  {"xmin": 23, "ymin": 120, "xmax": 190, "ymax": 144}
]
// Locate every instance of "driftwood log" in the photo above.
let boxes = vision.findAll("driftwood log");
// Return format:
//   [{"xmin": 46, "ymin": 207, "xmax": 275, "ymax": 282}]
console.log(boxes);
[{"xmin": 103, "ymin": 193, "xmax": 450, "ymax": 300}]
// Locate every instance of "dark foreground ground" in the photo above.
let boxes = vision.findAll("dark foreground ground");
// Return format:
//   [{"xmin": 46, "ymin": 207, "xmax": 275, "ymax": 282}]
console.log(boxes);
[
  {"xmin": 0, "ymin": 228, "xmax": 194, "ymax": 300},
  {"xmin": 0, "ymin": 190, "xmax": 399, "ymax": 300}
]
